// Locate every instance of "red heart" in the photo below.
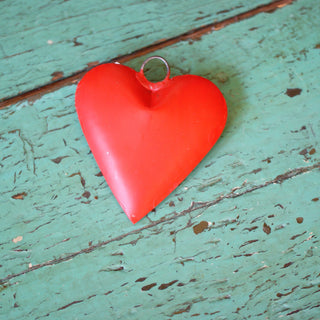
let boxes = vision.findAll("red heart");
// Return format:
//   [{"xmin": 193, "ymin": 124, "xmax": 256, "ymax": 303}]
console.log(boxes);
[{"xmin": 75, "ymin": 58, "xmax": 227, "ymax": 223}]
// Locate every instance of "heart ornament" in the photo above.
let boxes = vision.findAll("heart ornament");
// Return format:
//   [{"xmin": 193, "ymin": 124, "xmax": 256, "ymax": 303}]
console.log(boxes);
[{"xmin": 75, "ymin": 56, "xmax": 227, "ymax": 223}]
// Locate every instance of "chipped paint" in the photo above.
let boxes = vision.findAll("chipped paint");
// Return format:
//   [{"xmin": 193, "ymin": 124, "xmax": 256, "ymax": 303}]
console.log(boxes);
[{"xmin": 12, "ymin": 236, "xmax": 23, "ymax": 243}]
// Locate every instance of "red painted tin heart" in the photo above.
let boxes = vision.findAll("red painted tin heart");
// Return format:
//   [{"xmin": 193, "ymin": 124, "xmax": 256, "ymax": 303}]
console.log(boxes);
[{"xmin": 75, "ymin": 56, "xmax": 227, "ymax": 223}]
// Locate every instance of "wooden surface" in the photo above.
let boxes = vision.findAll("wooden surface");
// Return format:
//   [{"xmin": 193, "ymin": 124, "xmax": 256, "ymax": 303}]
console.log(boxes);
[
  {"xmin": 0, "ymin": 0, "xmax": 274, "ymax": 101},
  {"xmin": 1, "ymin": 0, "xmax": 320, "ymax": 319}
]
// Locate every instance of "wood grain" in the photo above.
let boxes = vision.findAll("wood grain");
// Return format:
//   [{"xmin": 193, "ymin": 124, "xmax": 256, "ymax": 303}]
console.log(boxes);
[
  {"xmin": 1, "ymin": 0, "xmax": 319, "ymax": 319},
  {"xmin": 0, "ymin": 0, "xmax": 290, "ymax": 105}
]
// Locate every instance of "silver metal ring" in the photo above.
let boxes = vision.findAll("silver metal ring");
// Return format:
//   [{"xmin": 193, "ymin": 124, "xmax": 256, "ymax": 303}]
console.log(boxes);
[{"xmin": 140, "ymin": 56, "xmax": 170, "ymax": 81}]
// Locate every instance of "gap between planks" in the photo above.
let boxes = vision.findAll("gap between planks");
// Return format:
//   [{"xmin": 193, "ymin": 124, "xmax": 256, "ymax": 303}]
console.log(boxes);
[
  {"xmin": 0, "ymin": 161, "xmax": 319, "ymax": 286},
  {"xmin": 0, "ymin": 0, "xmax": 295, "ymax": 109}
]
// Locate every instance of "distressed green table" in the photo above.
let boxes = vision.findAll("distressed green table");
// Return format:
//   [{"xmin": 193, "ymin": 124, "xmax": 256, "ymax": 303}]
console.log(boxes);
[{"xmin": 1, "ymin": 0, "xmax": 319, "ymax": 319}]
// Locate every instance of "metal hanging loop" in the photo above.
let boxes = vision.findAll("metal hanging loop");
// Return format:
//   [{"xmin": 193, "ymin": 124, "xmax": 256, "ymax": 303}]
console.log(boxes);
[{"xmin": 140, "ymin": 56, "xmax": 170, "ymax": 82}]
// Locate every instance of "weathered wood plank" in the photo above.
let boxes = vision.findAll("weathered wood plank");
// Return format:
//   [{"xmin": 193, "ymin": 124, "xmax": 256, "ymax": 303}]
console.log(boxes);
[
  {"xmin": 1, "ymin": 0, "xmax": 281, "ymax": 101},
  {"xmin": 1, "ymin": 0, "xmax": 320, "ymax": 318},
  {"xmin": 1, "ymin": 171, "xmax": 320, "ymax": 319},
  {"xmin": 2, "ymin": 172, "xmax": 320, "ymax": 320}
]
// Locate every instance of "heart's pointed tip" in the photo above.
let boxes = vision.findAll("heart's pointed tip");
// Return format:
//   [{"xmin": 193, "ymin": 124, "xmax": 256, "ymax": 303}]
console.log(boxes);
[
  {"xmin": 124, "ymin": 206, "xmax": 153, "ymax": 224},
  {"xmin": 126, "ymin": 212, "xmax": 144, "ymax": 224}
]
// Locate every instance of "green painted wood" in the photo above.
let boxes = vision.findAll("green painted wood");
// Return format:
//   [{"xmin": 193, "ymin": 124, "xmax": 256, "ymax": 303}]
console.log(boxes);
[
  {"xmin": 1, "ymin": 0, "xmax": 277, "ymax": 100},
  {"xmin": 2, "ymin": 173, "xmax": 320, "ymax": 320},
  {"xmin": 1, "ymin": 0, "xmax": 320, "ymax": 319}
]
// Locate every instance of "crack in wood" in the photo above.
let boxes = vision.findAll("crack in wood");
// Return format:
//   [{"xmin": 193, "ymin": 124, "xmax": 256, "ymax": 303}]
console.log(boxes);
[
  {"xmin": 57, "ymin": 299, "xmax": 83, "ymax": 311},
  {"xmin": 0, "ymin": 0, "xmax": 295, "ymax": 109},
  {"xmin": 0, "ymin": 161, "xmax": 318, "ymax": 286}
]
